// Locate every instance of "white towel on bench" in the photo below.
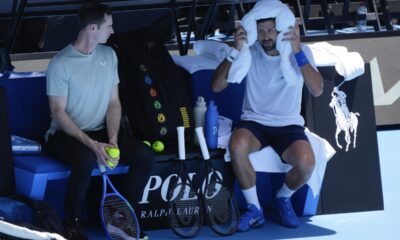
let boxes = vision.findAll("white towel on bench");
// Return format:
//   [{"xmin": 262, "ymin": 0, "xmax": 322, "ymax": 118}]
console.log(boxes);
[{"xmin": 222, "ymin": 128, "xmax": 335, "ymax": 198}]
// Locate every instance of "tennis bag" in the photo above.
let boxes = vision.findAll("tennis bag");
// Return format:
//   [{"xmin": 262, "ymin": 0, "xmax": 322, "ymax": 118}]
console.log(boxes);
[
  {"xmin": 109, "ymin": 32, "xmax": 193, "ymax": 148},
  {"xmin": 0, "ymin": 196, "xmax": 64, "ymax": 235}
]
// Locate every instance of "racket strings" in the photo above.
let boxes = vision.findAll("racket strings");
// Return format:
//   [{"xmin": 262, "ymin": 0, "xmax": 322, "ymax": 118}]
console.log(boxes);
[
  {"xmin": 204, "ymin": 176, "xmax": 240, "ymax": 235},
  {"xmin": 103, "ymin": 195, "xmax": 138, "ymax": 240},
  {"xmin": 168, "ymin": 182, "xmax": 203, "ymax": 237}
]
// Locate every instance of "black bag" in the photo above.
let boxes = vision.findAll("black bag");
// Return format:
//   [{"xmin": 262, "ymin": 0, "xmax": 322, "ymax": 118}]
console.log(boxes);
[
  {"xmin": 8, "ymin": 196, "xmax": 64, "ymax": 235},
  {"xmin": 109, "ymin": 31, "xmax": 193, "ymax": 148}
]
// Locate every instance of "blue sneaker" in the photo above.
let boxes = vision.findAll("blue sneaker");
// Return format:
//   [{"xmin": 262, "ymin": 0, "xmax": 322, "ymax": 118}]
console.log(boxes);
[
  {"xmin": 237, "ymin": 204, "xmax": 266, "ymax": 232},
  {"xmin": 274, "ymin": 197, "xmax": 300, "ymax": 228}
]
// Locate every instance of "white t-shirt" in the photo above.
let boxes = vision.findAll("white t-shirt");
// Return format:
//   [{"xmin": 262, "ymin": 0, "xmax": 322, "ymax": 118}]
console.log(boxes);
[
  {"xmin": 45, "ymin": 44, "xmax": 119, "ymax": 139},
  {"xmin": 241, "ymin": 41, "xmax": 317, "ymax": 127}
]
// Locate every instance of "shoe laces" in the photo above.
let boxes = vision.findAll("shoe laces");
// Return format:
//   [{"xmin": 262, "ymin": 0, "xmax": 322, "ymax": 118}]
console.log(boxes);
[
  {"xmin": 280, "ymin": 198, "xmax": 296, "ymax": 217},
  {"xmin": 241, "ymin": 205, "xmax": 260, "ymax": 222}
]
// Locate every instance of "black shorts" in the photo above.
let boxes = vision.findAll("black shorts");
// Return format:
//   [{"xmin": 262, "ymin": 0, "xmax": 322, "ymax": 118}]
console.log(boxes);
[{"xmin": 236, "ymin": 120, "xmax": 309, "ymax": 158}]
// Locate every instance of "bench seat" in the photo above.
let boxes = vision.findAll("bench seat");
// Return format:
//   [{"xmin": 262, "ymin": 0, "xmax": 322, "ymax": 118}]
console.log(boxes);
[{"xmin": 13, "ymin": 154, "xmax": 129, "ymax": 200}]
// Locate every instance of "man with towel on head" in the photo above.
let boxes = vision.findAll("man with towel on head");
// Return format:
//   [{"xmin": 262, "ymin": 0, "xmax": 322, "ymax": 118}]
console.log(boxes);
[{"xmin": 212, "ymin": 1, "xmax": 324, "ymax": 232}]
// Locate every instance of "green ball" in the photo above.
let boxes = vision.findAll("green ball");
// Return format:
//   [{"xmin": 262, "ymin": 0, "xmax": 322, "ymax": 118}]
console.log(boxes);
[
  {"xmin": 143, "ymin": 140, "xmax": 151, "ymax": 147},
  {"xmin": 106, "ymin": 159, "xmax": 116, "ymax": 168},
  {"xmin": 105, "ymin": 147, "xmax": 120, "ymax": 159},
  {"xmin": 152, "ymin": 140, "xmax": 164, "ymax": 153}
]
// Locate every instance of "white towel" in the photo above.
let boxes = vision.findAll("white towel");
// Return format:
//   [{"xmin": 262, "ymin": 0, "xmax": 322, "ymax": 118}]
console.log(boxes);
[
  {"xmin": 217, "ymin": 116, "xmax": 233, "ymax": 149},
  {"xmin": 228, "ymin": 0, "xmax": 297, "ymax": 85},
  {"xmin": 171, "ymin": 54, "xmax": 221, "ymax": 74},
  {"xmin": 227, "ymin": 44, "xmax": 251, "ymax": 84},
  {"xmin": 222, "ymin": 128, "xmax": 335, "ymax": 197},
  {"xmin": 308, "ymin": 42, "xmax": 365, "ymax": 81},
  {"xmin": 193, "ymin": 40, "xmax": 230, "ymax": 62}
]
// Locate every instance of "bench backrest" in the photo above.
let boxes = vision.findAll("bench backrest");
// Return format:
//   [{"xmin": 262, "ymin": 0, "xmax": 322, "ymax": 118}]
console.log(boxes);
[
  {"xmin": 189, "ymin": 70, "xmax": 245, "ymax": 126},
  {"xmin": 0, "ymin": 75, "xmax": 50, "ymax": 141}
]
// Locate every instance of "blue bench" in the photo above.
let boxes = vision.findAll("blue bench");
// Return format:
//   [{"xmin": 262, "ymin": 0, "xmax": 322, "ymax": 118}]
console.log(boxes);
[
  {"xmin": 1, "ymin": 71, "xmax": 326, "ymax": 218},
  {"xmin": 189, "ymin": 70, "xmax": 329, "ymax": 216},
  {"xmin": 0, "ymin": 74, "xmax": 130, "ymax": 200}
]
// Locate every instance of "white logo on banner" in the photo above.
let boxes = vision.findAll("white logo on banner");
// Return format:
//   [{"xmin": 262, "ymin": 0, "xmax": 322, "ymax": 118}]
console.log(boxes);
[
  {"xmin": 138, "ymin": 170, "xmax": 223, "ymax": 219},
  {"xmin": 329, "ymin": 87, "xmax": 360, "ymax": 152}
]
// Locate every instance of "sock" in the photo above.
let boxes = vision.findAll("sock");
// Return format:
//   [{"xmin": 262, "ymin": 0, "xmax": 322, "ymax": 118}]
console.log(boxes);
[
  {"xmin": 242, "ymin": 186, "xmax": 261, "ymax": 210},
  {"xmin": 276, "ymin": 183, "xmax": 296, "ymax": 199}
]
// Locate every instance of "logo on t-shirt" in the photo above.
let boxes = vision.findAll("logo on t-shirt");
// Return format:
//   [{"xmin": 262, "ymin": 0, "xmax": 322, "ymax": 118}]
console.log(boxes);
[{"xmin": 99, "ymin": 60, "xmax": 106, "ymax": 66}]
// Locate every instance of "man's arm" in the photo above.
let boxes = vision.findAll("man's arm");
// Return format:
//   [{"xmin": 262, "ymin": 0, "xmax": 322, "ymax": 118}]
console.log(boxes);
[
  {"xmin": 211, "ymin": 60, "xmax": 232, "ymax": 93},
  {"xmin": 106, "ymin": 85, "xmax": 121, "ymax": 147},
  {"xmin": 299, "ymin": 60, "xmax": 324, "ymax": 97},
  {"xmin": 49, "ymin": 95, "xmax": 111, "ymax": 163},
  {"xmin": 285, "ymin": 25, "xmax": 324, "ymax": 97},
  {"xmin": 212, "ymin": 26, "xmax": 247, "ymax": 93}
]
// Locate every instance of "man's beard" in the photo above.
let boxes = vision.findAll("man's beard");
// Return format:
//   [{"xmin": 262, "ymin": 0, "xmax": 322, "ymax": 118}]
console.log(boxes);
[{"xmin": 261, "ymin": 40, "xmax": 276, "ymax": 52}]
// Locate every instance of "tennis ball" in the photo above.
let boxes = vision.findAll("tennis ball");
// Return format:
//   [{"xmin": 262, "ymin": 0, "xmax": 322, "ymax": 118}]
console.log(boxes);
[
  {"xmin": 143, "ymin": 140, "xmax": 151, "ymax": 147},
  {"xmin": 152, "ymin": 140, "xmax": 164, "ymax": 153},
  {"xmin": 106, "ymin": 159, "xmax": 116, "ymax": 168},
  {"xmin": 105, "ymin": 147, "xmax": 120, "ymax": 159}
]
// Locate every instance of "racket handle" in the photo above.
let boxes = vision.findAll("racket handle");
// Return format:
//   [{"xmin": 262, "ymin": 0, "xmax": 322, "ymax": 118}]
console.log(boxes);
[
  {"xmin": 195, "ymin": 127, "xmax": 210, "ymax": 160},
  {"xmin": 98, "ymin": 163, "xmax": 106, "ymax": 173},
  {"xmin": 177, "ymin": 126, "xmax": 185, "ymax": 160}
]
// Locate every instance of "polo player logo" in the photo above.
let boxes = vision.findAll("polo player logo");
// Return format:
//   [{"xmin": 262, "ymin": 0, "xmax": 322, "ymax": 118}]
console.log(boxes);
[{"xmin": 329, "ymin": 87, "xmax": 360, "ymax": 152}]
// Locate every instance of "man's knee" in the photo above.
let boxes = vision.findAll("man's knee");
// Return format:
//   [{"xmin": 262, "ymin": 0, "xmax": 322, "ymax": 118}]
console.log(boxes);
[
  {"xmin": 71, "ymin": 151, "xmax": 97, "ymax": 173},
  {"xmin": 123, "ymin": 141, "xmax": 155, "ymax": 170},
  {"xmin": 229, "ymin": 136, "xmax": 250, "ymax": 159},
  {"xmin": 296, "ymin": 153, "xmax": 315, "ymax": 178}
]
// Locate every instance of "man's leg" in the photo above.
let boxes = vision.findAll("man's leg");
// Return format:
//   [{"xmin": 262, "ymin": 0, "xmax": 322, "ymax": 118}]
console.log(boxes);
[
  {"xmin": 275, "ymin": 139, "xmax": 315, "ymax": 228},
  {"xmin": 229, "ymin": 128, "xmax": 265, "ymax": 232},
  {"xmin": 117, "ymin": 133, "xmax": 154, "ymax": 240},
  {"xmin": 117, "ymin": 134, "xmax": 155, "ymax": 207},
  {"xmin": 46, "ymin": 131, "xmax": 101, "ymax": 240}
]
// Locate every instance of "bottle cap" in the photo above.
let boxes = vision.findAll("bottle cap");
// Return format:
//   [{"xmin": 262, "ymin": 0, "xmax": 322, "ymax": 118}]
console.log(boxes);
[
  {"xmin": 196, "ymin": 96, "xmax": 206, "ymax": 107},
  {"xmin": 208, "ymin": 100, "xmax": 217, "ymax": 110}
]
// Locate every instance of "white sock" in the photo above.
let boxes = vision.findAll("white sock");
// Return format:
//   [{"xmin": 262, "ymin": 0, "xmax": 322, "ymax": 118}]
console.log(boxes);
[
  {"xmin": 241, "ymin": 186, "xmax": 261, "ymax": 210},
  {"xmin": 276, "ymin": 183, "xmax": 296, "ymax": 198}
]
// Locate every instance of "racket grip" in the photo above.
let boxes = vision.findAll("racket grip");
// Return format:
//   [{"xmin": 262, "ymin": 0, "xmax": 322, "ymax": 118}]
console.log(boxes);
[
  {"xmin": 195, "ymin": 127, "xmax": 210, "ymax": 160},
  {"xmin": 177, "ymin": 126, "xmax": 185, "ymax": 160},
  {"xmin": 98, "ymin": 163, "xmax": 107, "ymax": 173}
]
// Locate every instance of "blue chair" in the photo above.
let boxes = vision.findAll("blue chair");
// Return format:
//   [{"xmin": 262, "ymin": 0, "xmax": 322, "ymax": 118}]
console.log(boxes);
[{"xmin": 0, "ymin": 75, "xmax": 129, "ymax": 200}]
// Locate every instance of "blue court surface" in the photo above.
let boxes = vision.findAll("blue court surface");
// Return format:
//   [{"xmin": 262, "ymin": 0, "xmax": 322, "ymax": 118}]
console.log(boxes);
[{"xmin": 87, "ymin": 129, "xmax": 400, "ymax": 239}]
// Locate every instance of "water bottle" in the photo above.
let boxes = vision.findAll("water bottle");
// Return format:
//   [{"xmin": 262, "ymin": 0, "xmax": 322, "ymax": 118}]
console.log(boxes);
[
  {"xmin": 193, "ymin": 96, "xmax": 207, "ymax": 145},
  {"xmin": 357, "ymin": 2, "xmax": 368, "ymax": 32},
  {"xmin": 205, "ymin": 100, "xmax": 218, "ymax": 149},
  {"xmin": 193, "ymin": 96, "xmax": 207, "ymax": 128}
]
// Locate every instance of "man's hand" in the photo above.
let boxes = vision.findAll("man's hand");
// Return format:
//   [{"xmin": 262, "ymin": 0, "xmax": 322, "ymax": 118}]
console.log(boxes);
[
  {"xmin": 234, "ymin": 25, "xmax": 248, "ymax": 51},
  {"xmin": 283, "ymin": 24, "xmax": 302, "ymax": 53},
  {"xmin": 90, "ymin": 140, "xmax": 119, "ymax": 169}
]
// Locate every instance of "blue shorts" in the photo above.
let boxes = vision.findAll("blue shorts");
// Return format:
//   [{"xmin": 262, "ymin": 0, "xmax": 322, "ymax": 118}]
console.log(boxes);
[{"xmin": 235, "ymin": 120, "xmax": 309, "ymax": 158}]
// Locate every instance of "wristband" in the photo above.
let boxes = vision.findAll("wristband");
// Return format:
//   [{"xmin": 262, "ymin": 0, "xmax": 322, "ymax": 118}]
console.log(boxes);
[
  {"xmin": 226, "ymin": 48, "xmax": 239, "ymax": 63},
  {"xmin": 294, "ymin": 50, "xmax": 309, "ymax": 68}
]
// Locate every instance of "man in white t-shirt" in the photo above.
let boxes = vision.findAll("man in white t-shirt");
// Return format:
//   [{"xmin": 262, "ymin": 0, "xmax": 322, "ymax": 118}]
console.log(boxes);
[
  {"xmin": 45, "ymin": 3, "xmax": 153, "ymax": 240},
  {"xmin": 212, "ymin": 18, "xmax": 323, "ymax": 231}
]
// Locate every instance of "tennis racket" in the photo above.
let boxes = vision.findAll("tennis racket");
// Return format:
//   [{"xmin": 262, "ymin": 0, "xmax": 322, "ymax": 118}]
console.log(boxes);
[
  {"xmin": 195, "ymin": 127, "xmax": 240, "ymax": 236},
  {"xmin": 98, "ymin": 164, "xmax": 140, "ymax": 240},
  {"xmin": 168, "ymin": 126, "xmax": 203, "ymax": 238}
]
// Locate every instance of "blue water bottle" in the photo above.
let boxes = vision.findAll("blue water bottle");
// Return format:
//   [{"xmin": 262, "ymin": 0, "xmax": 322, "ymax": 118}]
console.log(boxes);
[{"xmin": 205, "ymin": 100, "xmax": 218, "ymax": 149}]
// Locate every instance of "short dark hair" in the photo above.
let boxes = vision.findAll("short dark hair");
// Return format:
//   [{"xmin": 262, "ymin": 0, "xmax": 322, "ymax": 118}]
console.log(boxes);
[
  {"xmin": 256, "ymin": 18, "xmax": 275, "ymax": 25},
  {"xmin": 78, "ymin": 1, "xmax": 112, "ymax": 29}
]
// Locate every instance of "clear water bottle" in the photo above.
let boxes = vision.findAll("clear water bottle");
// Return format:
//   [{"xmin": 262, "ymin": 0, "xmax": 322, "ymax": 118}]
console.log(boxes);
[
  {"xmin": 193, "ymin": 96, "xmax": 207, "ymax": 145},
  {"xmin": 357, "ymin": 2, "xmax": 368, "ymax": 32},
  {"xmin": 193, "ymin": 96, "xmax": 207, "ymax": 129},
  {"xmin": 205, "ymin": 100, "xmax": 218, "ymax": 149}
]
